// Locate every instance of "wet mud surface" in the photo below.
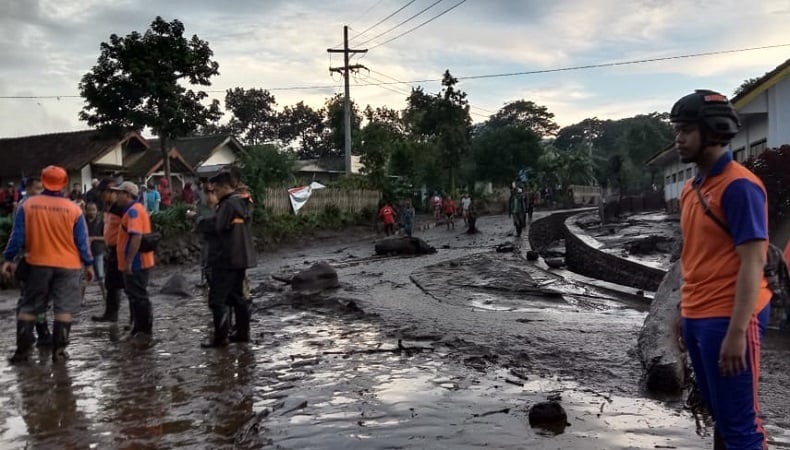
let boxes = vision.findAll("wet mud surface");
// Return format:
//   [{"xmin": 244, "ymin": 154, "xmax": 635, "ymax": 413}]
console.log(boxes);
[{"xmin": 0, "ymin": 213, "xmax": 788, "ymax": 449}]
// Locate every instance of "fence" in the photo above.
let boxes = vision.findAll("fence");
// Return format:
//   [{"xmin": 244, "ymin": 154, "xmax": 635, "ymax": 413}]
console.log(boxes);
[{"xmin": 262, "ymin": 187, "xmax": 381, "ymax": 216}]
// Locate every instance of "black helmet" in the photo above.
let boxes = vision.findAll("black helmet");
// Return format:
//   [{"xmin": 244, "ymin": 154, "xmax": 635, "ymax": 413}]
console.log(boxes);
[{"xmin": 670, "ymin": 89, "xmax": 741, "ymax": 141}]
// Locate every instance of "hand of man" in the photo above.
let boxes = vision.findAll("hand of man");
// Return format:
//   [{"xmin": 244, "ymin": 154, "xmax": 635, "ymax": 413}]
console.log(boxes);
[
  {"xmin": 675, "ymin": 316, "xmax": 685, "ymax": 352},
  {"xmin": 84, "ymin": 266, "xmax": 95, "ymax": 283},
  {"xmin": 719, "ymin": 330, "xmax": 747, "ymax": 376},
  {"xmin": 1, "ymin": 261, "xmax": 15, "ymax": 279}
]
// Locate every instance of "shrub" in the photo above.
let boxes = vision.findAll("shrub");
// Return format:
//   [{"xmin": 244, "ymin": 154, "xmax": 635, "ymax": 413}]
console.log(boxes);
[{"xmin": 150, "ymin": 204, "xmax": 192, "ymax": 237}]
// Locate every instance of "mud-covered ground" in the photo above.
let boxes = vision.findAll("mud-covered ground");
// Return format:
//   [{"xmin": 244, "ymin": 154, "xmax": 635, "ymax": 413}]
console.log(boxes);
[{"xmin": 0, "ymin": 212, "xmax": 787, "ymax": 449}]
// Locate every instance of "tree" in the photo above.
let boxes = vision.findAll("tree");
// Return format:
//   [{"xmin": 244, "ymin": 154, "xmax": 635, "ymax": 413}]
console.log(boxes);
[
  {"xmin": 79, "ymin": 16, "xmax": 221, "ymax": 185},
  {"xmin": 487, "ymin": 100, "xmax": 559, "ymax": 137},
  {"xmin": 224, "ymin": 88, "xmax": 278, "ymax": 145},
  {"xmin": 239, "ymin": 144, "xmax": 295, "ymax": 219},
  {"xmin": 733, "ymin": 76, "xmax": 762, "ymax": 97},
  {"xmin": 278, "ymin": 102, "xmax": 327, "ymax": 159},
  {"xmin": 359, "ymin": 118, "xmax": 403, "ymax": 189},
  {"xmin": 472, "ymin": 126, "xmax": 542, "ymax": 186},
  {"xmin": 325, "ymin": 94, "xmax": 362, "ymax": 157}
]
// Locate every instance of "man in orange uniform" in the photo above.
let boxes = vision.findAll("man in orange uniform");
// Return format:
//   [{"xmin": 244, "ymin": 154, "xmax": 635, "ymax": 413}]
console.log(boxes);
[
  {"xmin": 112, "ymin": 181, "xmax": 155, "ymax": 338},
  {"xmin": 3, "ymin": 166, "xmax": 94, "ymax": 363},
  {"xmin": 673, "ymin": 90, "xmax": 771, "ymax": 449},
  {"xmin": 92, "ymin": 179, "xmax": 126, "ymax": 323}
]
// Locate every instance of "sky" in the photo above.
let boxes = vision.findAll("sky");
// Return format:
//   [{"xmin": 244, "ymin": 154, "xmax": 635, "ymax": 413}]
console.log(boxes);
[{"xmin": 1, "ymin": 0, "xmax": 789, "ymax": 138}]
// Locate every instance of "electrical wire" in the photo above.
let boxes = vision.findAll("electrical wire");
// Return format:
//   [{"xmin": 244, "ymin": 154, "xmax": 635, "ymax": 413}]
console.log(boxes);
[
  {"xmin": 4, "ymin": 43, "xmax": 788, "ymax": 99},
  {"xmin": 348, "ymin": 0, "xmax": 418, "ymax": 44},
  {"xmin": 368, "ymin": 0, "xmax": 467, "ymax": 49},
  {"xmin": 355, "ymin": 0, "xmax": 445, "ymax": 47}
]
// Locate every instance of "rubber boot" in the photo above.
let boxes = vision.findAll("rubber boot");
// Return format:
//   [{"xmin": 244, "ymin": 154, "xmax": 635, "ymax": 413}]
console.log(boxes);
[
  {"xmin": 9, "ymin": 320, "xmax": 36, "ymax": 363},
  {"xmin": 229, "ymin": 302, "xmax": 251, "ymax": 343},
  {"xmin": 35, "ymin": 316, "xmax": 53, "ymax": 347},
  {"xmin": 131, "ymin": 301, "xmax": 153, "ymax": 336},
  {"xmin": 91, "ymin": 288, "xmax": 120, "ymax": 322},
  {"xmin": 51, "ymin": 321, "xmax": 72, "ymax": 363},
  {"xmin": 201, "ymin": 308, "xmax": 229, "ymax": 348}
]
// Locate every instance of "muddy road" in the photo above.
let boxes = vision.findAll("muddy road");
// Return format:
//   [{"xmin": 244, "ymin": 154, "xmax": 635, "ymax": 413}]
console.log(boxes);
[{"xmin": 0, "ymin": 212, "xmax": 788, "ymax": 449}]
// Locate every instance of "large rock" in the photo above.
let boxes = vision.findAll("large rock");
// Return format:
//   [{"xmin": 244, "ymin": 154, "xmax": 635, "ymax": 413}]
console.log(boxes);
[
  {"xmin": 374, "ymin": 237, "xmax": 436, "ymax": 256},
  {"xmin": 528, "ymin": 401, "xmax": 568, "ymax": 434},
  {"xmin": 637, "ymin": 261, "xmax": 685, "ymax": 397},
  {"xmin": 291, "ymin": 262, "xmax": 339, "ymax": 293},
  {"xmin": 160, "ymin": 274, "xmax": 192, "ymax": 297}
]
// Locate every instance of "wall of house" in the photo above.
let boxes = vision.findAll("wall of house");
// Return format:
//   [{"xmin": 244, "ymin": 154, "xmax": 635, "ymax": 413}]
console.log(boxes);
[
  {"xmin": 94, "ymin": 142, "xmax": 123, "ymax": 166},
  {"xmin": 731, "ymin": 115, "xmax": 768, "ymax": 162},
  {"xmin": 767, "ymin": 77, "xmax": 790, "ymax": 147},
  {"xmin": 201, "ymin": 144, "xmax": 237, "ymax": 167},
  {"xmin": 79, "ymin": 166, "xmax": 92, "ymax": 192},
  {"xmin": 661, "ymin": 158, "xmax": 694, "ymax": 203}
]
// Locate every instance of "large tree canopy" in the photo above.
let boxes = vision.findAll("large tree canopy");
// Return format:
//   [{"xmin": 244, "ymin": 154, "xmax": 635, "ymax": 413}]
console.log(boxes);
[
  {"xmin": 79, "ymin": 16, "xmax": 222, "ymax": 183},
  {"xmin": 278, "ymin": 102, "xmax": 327, "ymax": 159},
  {"xmin": 224, "ymin": 88, "xmax": 278, "ymax": 145},
  {"xmin": 486, "ymin": 100, "xmax": 559, "ymax": 137}
]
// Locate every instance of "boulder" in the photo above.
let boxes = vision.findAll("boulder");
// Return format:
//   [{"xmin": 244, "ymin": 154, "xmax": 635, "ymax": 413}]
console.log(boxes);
[
  {"xmin": 495, "ymin": 243, "xmax": 515, "ymax": 253},
  {"xmin": 528, "ymin": 401, "xmax": 568, "ymax": 434},
  {"xmin": 526, "ymin": 250, "xmax": 539, "ymax": 261},
  {"xmin": 291, "ymin": 262, "xmax": 339, "ymax": 293},
  {"xmin": 637, "ymin": 261, "xmax": 685, "ymax": 397},
  {"xmin": 544, "ymin": 257, "xmax": 565, "ymax": 269},
  {"xmin": 160, "ymin": 274, "xmax": 192, "ymax": 297},
  {"xmin": 374, "ymin": 237, "xmax": 436, "ymax": 256}
]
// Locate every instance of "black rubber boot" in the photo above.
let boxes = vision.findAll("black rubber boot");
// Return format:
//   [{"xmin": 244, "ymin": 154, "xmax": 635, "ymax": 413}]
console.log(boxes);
[
  {"xmin": 35, "ymin": 318, "xmax": 53, "ymax": 347},
  {"xmin": 91, "ymin": 288, "xmax": 120, "ymax": 322},
  {"xmin": 130, "ymin": 301, "xmax": 153, "ymax": 336},
  {"xmin": 229, "ymin": 302, "xmax": 251, "ymax": 343},
  {"xmin": 51, "ymin": 321, "xmax": 72, "ymax": 363},
  {"xmin": 201, "ymin": 308, "xmax": 229, "ymax": 348},
  {"xmin": 9, "ymin": 320, "xmax": 36, "ymax": 363}
]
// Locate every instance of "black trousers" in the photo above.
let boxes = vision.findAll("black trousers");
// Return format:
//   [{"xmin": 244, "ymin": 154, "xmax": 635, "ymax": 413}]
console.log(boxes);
[
  {"xmin": 122, "ymin": 269, "xmax": 150, "ymax": 308},
  {"xmin": 208, "ymin": 268, "xmax": 245, "ymax": 313}
]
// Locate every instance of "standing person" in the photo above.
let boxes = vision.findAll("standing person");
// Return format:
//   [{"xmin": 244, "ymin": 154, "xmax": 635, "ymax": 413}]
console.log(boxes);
[
  {"xmin": 83, "ymin": 202, "xmax": 107, "ymax": 303},
  {"xmin": 68, "ymin": 182, "xmax": 82, "ymax": 202},
  {"xmin": 526, "ymin": 189, "xmax": 536, "ymax": 223},
  {"xmin": 461, "ymin": 193, "xmax": 472, "ymax": 225},
  {"xmin": 157, "ymin": 178, "xmax": 172, "ymax": 211},
  {"xmin": 84, "ymin": 179, "xmax": 102, "ymax": 211},
  {"xmin": 400, "ymin": 199, "xmax": 415, "ymax": 238},
  {"xmin": 379, "ymin": 203, "xmax": 396, "ymax": 236},
  {"xmin": 0, "ymin": 181, "xmax": 19, "ymax": 216},
  {"xmin": 111, "ymin": 182, "xmax": 155, "ymax": 339},
  {"xmin": 431, "ymin": 192, "xmax": 442, "ymax": 221},
  {"xmin": 673, "ymin": 90, "xmax": 771, "ymax": 449},
  {"xmin": 2, "ymin": 166, "xmax": 94, "ymax": 363},
  {"xmin": 509, "ymin": 187, "xmax": 527, "ymax": 237},
  {"xmin": 14, "ymin": 177, "xmax": 51, "ymax": 346},
  {"xmin": 442, "ymin": 195, "xmax": 456, "ymax": 231},
  {"xmin": 182, "ymin": 181, "xmax": 196, "ymax": 207},
  {"xmin": 92, "ymin": 179, "xmax": 127, "ymax": 324},
  {"xmin": 144, "ymin": 182, "xmax": 161, "ymax": 214},
  {"xmin": 198, "ymin": 171, "xmax": 256, "ymax": 347}
]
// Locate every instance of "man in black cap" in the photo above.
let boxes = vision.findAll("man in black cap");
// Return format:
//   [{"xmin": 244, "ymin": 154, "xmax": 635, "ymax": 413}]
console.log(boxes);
[{"xmin": 91, "ymin": 179, "xmax": 126, "ymax": 323}]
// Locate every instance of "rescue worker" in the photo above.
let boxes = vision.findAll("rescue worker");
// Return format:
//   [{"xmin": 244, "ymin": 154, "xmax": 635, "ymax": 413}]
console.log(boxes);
[{"xmin": 91, "ymin": 179, "xmax": 126, "ymax": 324}]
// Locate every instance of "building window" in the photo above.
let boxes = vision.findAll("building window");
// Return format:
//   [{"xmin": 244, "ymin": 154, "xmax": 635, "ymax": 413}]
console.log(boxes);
[
  {"xmin": 665, "ymin": 175, "xmax": 671, "ymax": 185},
  {"xmin": 733, "ymin": 147, "xmax": 745, "ymax": 162},
  {"xmin": 750, "ymin": 139, "xmax": 767, "ymax": 156},
  {"xmin": 672, "ymin": 173, "xmax": 677, "ymax": 183},
  {"xmin": 685, "ymin": 168, "xmax": 692, "ymax": 179}
]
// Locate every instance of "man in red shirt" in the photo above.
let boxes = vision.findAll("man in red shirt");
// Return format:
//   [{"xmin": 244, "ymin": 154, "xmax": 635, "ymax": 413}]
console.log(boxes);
[
  {"xmin": 112, "ymin": 181, "xmax": 155, "ymax": 339},
  {"xmin": 442, "ymin": 195, "xmax": 456, "ymax": 230},
  {"xmin": 379, "ymin": 203, "xmax": 396, "ymax": 236}
]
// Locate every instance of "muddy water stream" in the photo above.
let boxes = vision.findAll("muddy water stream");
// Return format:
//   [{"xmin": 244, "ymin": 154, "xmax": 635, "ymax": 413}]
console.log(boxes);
[{"xmin": 0, "ymin": 213, "xmax": 787, "ymax": 449}]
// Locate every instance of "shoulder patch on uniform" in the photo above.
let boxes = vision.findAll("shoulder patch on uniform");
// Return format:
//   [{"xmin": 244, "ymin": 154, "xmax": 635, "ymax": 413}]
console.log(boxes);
[{"xmin": 127, "ymin": 207, "xmax": 139, "ymax": 219}]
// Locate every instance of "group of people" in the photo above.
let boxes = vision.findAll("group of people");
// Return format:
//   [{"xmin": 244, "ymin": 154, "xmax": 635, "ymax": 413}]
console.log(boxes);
[
  {"xmin": 378, "ymin": 199, "xmax": 416, "ymax": 237},
  {"xmin": 2, "ymin": 164, "xmax": 257, "ymax": 364}
]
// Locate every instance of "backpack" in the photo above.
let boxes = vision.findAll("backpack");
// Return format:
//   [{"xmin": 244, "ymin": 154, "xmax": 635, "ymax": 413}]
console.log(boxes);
[{"xmin": 693, "ymin": 183, "xmax": 789, "ymax": 329}]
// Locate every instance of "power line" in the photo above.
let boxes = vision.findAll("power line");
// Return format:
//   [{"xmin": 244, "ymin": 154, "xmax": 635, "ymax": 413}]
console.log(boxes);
[
  {"xmin": 368, "ymin": 0, "xmax": 467, "ymax": 49},
  {"xmin": 347, "ymin": 0, "xmax": 418, "ymax": 44},
  {"xmin": 355, "ymin": 0, "xmax": 445, "ymax": 47},
  {"xmin": 3, "ymin": 43, "xmax": 789, "ymax": 100}
]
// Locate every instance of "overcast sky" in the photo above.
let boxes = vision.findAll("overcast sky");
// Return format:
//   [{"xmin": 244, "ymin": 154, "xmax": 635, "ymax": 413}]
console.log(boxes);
[{"xmin": 1, "ymin": 0, "xmax": 789, "ymax": 138}]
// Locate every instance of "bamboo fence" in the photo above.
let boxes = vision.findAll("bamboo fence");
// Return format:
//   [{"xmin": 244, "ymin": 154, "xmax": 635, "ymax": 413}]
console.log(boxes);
[{"xmin": 262, "ymin": 187, "xmax": 381, "ymax": 216}]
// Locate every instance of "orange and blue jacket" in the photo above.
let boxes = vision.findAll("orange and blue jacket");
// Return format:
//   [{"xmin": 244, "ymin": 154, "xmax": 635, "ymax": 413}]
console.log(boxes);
[
  {"xmin": 117, "ymin": 201, "xmax": 155, "ymax": 271},
  {"xmin": 679, "ymin": 152, "xmax": 771, "ymax": 319},
  {"xmin": 4, "ymin": 191, "xmax": 93, "ymax": 269}
]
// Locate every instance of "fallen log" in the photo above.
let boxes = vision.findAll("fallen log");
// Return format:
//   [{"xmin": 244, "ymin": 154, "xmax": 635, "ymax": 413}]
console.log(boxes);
[{"xmin": 375, "ymin": 237, "xmax": 436, "ymax": 256}]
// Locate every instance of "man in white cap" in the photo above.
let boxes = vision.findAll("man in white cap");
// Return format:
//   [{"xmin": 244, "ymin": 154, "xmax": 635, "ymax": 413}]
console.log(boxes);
[{"xmin": 111, "ymin": 181, "xmax": 155, "ymax": 339}]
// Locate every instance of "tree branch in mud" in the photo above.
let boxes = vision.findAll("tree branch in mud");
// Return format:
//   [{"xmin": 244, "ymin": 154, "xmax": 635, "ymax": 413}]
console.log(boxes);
[{"xmin": 322, "ymin": 339, "xmax": 433, "ymax": 357}]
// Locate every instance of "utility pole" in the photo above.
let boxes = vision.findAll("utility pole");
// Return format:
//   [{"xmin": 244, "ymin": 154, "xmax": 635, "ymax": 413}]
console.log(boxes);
[{"xmin": 328, "ymin": 25, "xmax": 367, "ymax": 175}]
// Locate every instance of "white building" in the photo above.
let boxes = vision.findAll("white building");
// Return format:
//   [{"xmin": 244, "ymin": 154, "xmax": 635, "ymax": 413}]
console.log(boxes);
[{"xmin": 647, "ymin": 58, "xmax": 790, "ymax": 211}]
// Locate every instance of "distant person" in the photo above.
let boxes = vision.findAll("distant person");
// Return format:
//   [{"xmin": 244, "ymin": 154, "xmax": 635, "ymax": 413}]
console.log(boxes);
[
  {"xmin": 83, "ymin": 202, "xmax": 106, "ymax": 303},
  {"xmin": 3, "ymin": 166, "xmax": 94, "ymax": 363},
  {"xmin": 68, "ymin": 182, "xmax": 82, "ymax": 202},
  {"xmin": 673, "ymin": 89, "xmax": 771, "ymax": 449},
  {"xmin": 400, "ymin": 199, "xmax": 415, "ymax": 237},
  {"xmin": 182, "ymin": 181, "xmax": 196, "ymax": 207},
  {"xmin": 158, "ymin": 178, "xmax": 172, "ymax": 211},
  {"xmin": 0, "ymin": 181, "xmax": 19, "ymax": 215},
  {"xmin": 526, "ymin": 189, "xmax": 536, "ymax": 223},
  {"xmin": 198, "ymin": 171, "xmax": 256, "ymax": 347},
  {"xmin": 461, "ymin": 193, "xmax": 472, "ymax": 225},
  {"xmin": 442, "ymin": 195, "xmax": 456, "ymax": 231},
  {"xmin": 509, "ymin": 187, "xmax": 527, "ymax": 237},
  {"xmin": 144, "ymin": 183, "xmax": 161, "ymax": 214},
  {"xmin": 379, "ymin": 203, "xmax": 396, "ymax": 236},
  {"xmin": 84, "ymin": 178, "xmax": 102, "ymax": 211},
  {"xmin": 112, "ymin": 181, "xmax": 155, "ymax": 339},
  {"xmin": 431, "ymin": 193, "xmax": 442, "ymax": 221}
]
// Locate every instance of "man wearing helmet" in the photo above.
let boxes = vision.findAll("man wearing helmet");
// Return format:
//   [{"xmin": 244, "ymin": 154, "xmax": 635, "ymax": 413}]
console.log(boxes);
[{"xmin": 673, "ymin": 90, "xmax": 771, "ymax": 449}]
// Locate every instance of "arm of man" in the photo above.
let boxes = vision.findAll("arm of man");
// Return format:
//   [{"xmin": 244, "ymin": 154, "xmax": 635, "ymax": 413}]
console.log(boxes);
[
  {"xmin": 124, "ymin": 234, "xmax": 142, "ymax": 274},
  {"xmin": 74, "ymin": 215, "xmax": 95, "ymax": 282}
]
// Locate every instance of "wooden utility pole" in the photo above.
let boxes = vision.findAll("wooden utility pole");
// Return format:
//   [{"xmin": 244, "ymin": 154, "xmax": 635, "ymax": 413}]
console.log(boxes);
[{"xmin": 328, "ymin": 26, "xmax": 367, "ymax": 175}]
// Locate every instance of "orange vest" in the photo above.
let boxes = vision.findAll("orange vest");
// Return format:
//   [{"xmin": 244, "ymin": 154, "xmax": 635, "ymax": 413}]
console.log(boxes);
[
  {"xmin": 22, "ymin": 195, "xmax": 85, "ymax": 269},
  {"xmin": 679, "ymin": 161, "xmax": 772, "ymax": 319},
  {"xmin": 117, "ymin": 202, "xmax": 155, "ymax": 270}
]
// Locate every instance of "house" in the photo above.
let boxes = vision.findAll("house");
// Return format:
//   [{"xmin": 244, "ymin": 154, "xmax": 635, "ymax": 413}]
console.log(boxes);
[
  {"xmin": 646, "ymin": 58, "xmax": 790, "ymax": 212},
  {"xmin": 147, "ymin": 134, "xmax": 245, "ymax": 179},
  {"xmin": 0, "ymin": 130, "xmax": 148, "ymax": 192},
  {"xmin": 293, "ymin": 155, "xmax": 363, "ymax": 184}
]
